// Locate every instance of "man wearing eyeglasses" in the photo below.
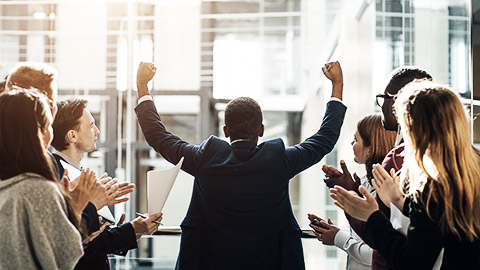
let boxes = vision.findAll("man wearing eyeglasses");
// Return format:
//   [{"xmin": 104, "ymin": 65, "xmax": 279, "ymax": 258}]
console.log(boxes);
[
  {"xmin": 376, "ymin": 68, "xmax": 431, "ymax": 133},
  {"xmin": 323, "ymin": 66, "xmax": 432, "ymax": 270}
]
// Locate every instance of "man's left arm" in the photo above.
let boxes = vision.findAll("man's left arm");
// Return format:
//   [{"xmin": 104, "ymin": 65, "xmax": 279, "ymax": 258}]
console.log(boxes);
[
  {"xmin": 285, "ymin": 99, "xmax": 346, "ymax": 177},
  {"xmin": 285, "ymin": 61, "xmax": 346, "ymax": 177}
]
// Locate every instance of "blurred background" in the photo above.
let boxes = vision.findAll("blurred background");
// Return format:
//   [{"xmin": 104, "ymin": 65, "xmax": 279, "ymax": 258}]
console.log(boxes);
[{"xmin": 0, "ymin": 0, "xmax": 477, "ymax": 269}]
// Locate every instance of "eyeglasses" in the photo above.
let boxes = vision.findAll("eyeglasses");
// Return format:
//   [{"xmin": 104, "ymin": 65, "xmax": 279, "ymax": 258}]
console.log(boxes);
[{"xmin": 375, "ymin": 93, "xmax": 394, "ymax": 107}]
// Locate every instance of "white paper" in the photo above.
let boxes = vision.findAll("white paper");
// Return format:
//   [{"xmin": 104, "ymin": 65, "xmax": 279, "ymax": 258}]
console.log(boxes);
[
  {"xmin": 147, "ymin": 157, "xmax": 183, "ymax": 215},
  {"xmin": 59, "ymin": 160, "xmax": 116, "ymax": 225},
  {"xmin": 97, "ymin": 206, "xmax": 116, "ymax": 225},
  {"xmin": 59, "ymin": 160, "xmax": 81, "ymax": 182}
]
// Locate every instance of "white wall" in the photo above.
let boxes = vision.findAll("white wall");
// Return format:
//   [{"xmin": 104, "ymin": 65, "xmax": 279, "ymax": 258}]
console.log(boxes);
[
  {"xmin": 154, "ymin": 2, "xmax": 200, "ymax": 90},
  {"xmin": 55, "ymin": 2, "xmax": 107, "ymax": 90}
]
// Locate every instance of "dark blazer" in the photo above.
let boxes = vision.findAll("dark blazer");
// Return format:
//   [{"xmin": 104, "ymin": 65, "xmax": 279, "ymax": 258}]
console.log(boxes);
[
  {"xmin": 135, "ymin": 99, "xmax": 346, "ymax": 270},
  {"xmin": 365, "ymin": 188, "xmax": 480, "ymax": 270},
  {"xmin": 53, "ymin": 154, "xmax": 138, "ymax": 270}
]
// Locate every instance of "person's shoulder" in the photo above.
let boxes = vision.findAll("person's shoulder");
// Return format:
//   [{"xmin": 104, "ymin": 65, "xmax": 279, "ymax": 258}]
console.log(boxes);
[
  {"xmin": 202, "ymin": 135, "xmax": 230, "ymax": 148},
  {"xmin": 14, "ymin": 174, "xmax": 62, "ymax": 200},
  {"xmin": 263, "ymin": 138, "xmax": 284, "ymax": 145},
  {"xmin": 258, "ymin": 138, "xmax": 286, "ymax": 149}
]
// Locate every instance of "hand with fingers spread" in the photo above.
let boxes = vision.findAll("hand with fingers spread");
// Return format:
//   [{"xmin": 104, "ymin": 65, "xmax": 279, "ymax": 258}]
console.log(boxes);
[
  {"xmin": 69, "ymin": 168, "xmax": 99, "ymax": 216},
  {"xmin": 307, "ymin": 214, "xmax": 339, "ymax": 246},
  {"xmin": 372, "ymin": 164, "xmax": 404, "ymax": 210},
  {"xmin": 323, "ymin": 160, "xmax": 360, "ymax": 194},
  {"xmin": 89, "ymin": 174, "xmax": 135, "ymax": 210},
  {"xmin": 107, "ymin": 181, "xmax": 135, "ymax": 205},
  {"xmin": 131, "ymin": 212, "xmax": 163, "ymax": 239},
  {"xmin": 330, "ymin": 185, "xmax": 379, "ymax": 221},
  {"xmin": 88, "ymin": 175, "xmax": 109, "ymax": 210}
]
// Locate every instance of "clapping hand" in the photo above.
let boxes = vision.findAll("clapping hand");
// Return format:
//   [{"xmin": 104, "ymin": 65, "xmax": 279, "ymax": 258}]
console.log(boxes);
[
  {"xmin": 372, "ymin": 164, "xmax": 404, "ymax": 210},
  {"xmin": 67, "ymin": 168, "xmax": 100, "ymax": 216},
  {"xmin": 322, "ymin": 160, "xmax": 361, "ymax": 194},
  {"xmin": 330, "ymin": 185, "xmax": 379, "ymax": 222},
  {"xmin": 90, "ymin": 173, "xmax": 136, "ymax": 210}
]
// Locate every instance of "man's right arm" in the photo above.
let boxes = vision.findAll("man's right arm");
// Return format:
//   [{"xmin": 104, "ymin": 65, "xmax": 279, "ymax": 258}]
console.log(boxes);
[{"xmin": 134, "ymin": 62, "xmax": 201, "ymax": 174}]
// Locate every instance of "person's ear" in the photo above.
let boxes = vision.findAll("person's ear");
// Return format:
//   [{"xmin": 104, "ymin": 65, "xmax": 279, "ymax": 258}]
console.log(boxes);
[
  {"xmin": 66, "ymin": 129, "xmax": 77, "ymax": 143},
  {"xmin": 223, "ymin": 126, "xmax": 229, "ymax": 138},
  {"xmin": 258, "ymin": 124, "xmax": 265, "ymax": 137},
  {"xmin": 365, "ymin": 147, "xmax": 372, "ymax": 159}
]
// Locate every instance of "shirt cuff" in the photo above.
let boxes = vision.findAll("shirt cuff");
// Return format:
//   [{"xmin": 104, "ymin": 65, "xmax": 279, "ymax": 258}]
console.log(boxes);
[
  {"xmin": 329, "ymin": 97, "xmax": 344, "ymax": 106},
  {"xmin": 138, "ymin": 95, "xmax": 153, "ymax": 105},
  {"xmin": 334, "ymin": 229, "xmax": 352, "ymax": 249}
]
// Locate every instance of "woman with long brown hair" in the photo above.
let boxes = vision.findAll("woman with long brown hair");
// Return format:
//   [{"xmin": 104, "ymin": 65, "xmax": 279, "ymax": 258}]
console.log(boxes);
[
  {"xmin": 0, "ymin": 90, "xmax": 96, "ymax": 269},
  {"xmin": 309, "ymin": 114, "xmax": 396, "ymax": 270},
  {"xmin": 330, "ymin": 80, "xmax": 480, "ymax": 269}
]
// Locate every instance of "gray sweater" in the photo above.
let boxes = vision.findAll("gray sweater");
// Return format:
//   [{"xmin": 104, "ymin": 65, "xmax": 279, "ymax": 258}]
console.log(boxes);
[{"xmin": 0, "ymin": 173, "xmax": 83, "ymax": 269}]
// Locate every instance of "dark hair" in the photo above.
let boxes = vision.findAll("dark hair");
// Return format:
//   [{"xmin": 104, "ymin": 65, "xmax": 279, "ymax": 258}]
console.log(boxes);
[
  {"xmin": 357, "ymin": 115, "xmax": 397, "ymax": 181},
  {"xmin": 0, "ymin": 90, "xmax": 82, "ymax": 233},
  {"xmin": 51, "ymin": 99, "xmax": 88, "ymax": 151},
  {"xmin": 224, "ymin": 97, "xmax": 263, "ymax": 140},
  {"xmin": 0, "ymin": 90, "xmax": 56, "ymax": 180},
  {"xmin": 385, "ymin": 66, "xmax": 432, "ymax": 95}
]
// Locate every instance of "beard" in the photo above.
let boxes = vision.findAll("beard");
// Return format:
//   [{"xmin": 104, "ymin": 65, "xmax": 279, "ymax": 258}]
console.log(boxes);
[{"xmin": 382, "ymin": 119, "xmax": 398, "ymax": 131}]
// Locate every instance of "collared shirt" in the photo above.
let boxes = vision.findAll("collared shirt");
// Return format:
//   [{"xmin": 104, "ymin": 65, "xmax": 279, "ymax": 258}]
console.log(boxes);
[
  {"xmin": 51, "ymin": 148, "xmax": 82, "ymax": 171},
  {"xmin": 230, "ymin": 139, "xmax": 252, "ymax": 144},
  {"xmin": 333, "ymin": 175, "xmax": 375, "ymax": 270}
]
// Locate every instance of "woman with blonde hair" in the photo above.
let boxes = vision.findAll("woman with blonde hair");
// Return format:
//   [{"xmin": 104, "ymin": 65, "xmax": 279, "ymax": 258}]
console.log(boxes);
[{"xmin": 330, "ymin": 80, "xmax": 480, "ymax": 269}]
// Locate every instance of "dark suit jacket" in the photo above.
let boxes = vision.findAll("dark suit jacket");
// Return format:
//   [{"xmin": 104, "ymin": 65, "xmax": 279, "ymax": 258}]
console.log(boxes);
[
  {"xmin": 135, "ymin": 99, "xmax": 346, "ymax": 270},
  {"xmin": 365, "ymin": 186, "xmax": 480, "ymax": 270},
  {"xmin": 53, "ymin": 154, "xmax": 138, "ymax": 270}
]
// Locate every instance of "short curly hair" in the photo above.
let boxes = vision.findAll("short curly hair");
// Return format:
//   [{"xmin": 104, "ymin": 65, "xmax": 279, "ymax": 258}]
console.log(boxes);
[
  {"xmin": 224, "ymin": 97, "xmax": 263, "ymax": 140},
  {"xmin": 385, "ymin": 66, "xmax": 432, "ymax": 95}
]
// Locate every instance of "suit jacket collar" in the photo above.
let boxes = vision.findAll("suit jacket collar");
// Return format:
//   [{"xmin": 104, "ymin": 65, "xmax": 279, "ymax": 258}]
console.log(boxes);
[
  {"xmin": 230, "ymin": 140, "xmax": 258, "ymax": 162},
  {"xmin": 230, "ymin": 140, "xmax": 257, "ymax": 149}
]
